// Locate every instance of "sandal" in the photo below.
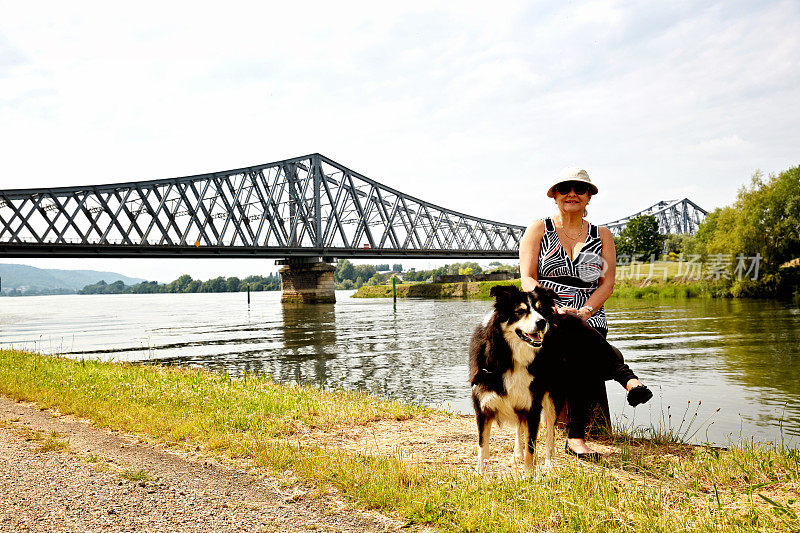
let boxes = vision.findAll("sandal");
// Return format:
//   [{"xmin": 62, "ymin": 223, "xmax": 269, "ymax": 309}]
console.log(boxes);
[
  {"xmin": 627, "ymin": 385, "xmax": 653, "ymax": 407},
  {"xmin": 564, "ymin": 442, "xmax": 603, "ymax": 462}
]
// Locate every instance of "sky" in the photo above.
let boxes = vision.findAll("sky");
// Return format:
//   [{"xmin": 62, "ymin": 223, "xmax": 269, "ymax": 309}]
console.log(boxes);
[{"xmin": 1, "ymin": 0, "xmax": 798, "ymax": 282}]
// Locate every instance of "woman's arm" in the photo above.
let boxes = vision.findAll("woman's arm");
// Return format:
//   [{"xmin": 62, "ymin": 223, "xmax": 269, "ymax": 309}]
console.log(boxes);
[
  {"xmin": 519, "ymin": 219, "xmax": 545, "ymax": 291},
  {"xmin": 578, "ymin": 225, "xmax": 616, "ymax": 319}
]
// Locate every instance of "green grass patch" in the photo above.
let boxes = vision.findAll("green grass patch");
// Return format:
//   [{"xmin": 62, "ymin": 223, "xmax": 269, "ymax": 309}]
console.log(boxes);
[
  {"xmin": 36, "ymin": 431, "xmax": 70, "ymax": 453},
  {"xmin": 121, "ymin": 469, "xmax": 151, "ymax": 482},
  {"xmin": 0, "ymin": 348, "xmax": 797, "ymax": 531}
]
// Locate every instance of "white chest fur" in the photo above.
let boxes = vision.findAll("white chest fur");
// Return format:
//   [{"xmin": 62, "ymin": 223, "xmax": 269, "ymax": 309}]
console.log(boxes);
[
  {"xmin": 502, "ymin": 364, "xmax": 534, "ymax": 411},
  {"xmin": 477, "ymin": 338, "xmax": 537, "ymax": 426}
]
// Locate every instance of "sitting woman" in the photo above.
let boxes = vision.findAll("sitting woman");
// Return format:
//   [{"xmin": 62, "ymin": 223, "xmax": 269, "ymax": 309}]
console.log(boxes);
[{"xmin": 519, "ymin": 167, "xmax": 652, "ymax": 460}]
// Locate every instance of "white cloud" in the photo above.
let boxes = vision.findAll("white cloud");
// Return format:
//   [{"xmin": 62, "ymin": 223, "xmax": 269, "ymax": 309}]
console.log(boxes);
[{"xmin": 0, "ymin": 0, "xmax": 798, "ymax": 277}]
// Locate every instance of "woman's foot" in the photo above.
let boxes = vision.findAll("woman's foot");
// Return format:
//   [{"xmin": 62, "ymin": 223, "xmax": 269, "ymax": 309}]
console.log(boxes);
[
  {"xmin": 566, "ymin": 438, "xmax": 592, "ymax": 454},
  {"xmin": 625, "ymin": 379, "xmax": 653, "ymax": 407},
  {"xmin": 565, "ymin": 440, "xmax": 602, "ymax": 462}
]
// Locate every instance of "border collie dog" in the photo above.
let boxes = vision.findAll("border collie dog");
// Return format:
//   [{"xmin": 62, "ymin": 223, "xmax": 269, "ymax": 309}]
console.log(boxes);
[{"xmin": 469, "ymin": 284, "xmax": 604, "ymax": 474}]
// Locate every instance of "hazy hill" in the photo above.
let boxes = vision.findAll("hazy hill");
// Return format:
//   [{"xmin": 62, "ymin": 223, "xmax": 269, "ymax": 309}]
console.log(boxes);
[{"xmin": 0, "ymin": 264, "xmax": 146, "ymax": 293}]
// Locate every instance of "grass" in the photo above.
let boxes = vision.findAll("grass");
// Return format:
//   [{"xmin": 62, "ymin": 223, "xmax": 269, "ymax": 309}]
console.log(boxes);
[
  {"xmin": 121, "ymin": 469, "xmax": 151, "ymax": 482},
  {"xmin": 0, "ymin": 348, "xmax": 798, "ymax": 531},
  {"xmin": 14, "ymin": 425, "xmax": 71, "ymax": 453}
]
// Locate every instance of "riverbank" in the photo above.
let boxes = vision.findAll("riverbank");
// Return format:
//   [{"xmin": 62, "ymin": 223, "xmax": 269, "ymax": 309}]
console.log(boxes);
[
  {"xmin": 1, "ymin": 349, "xmax": 798, "ymax": 531},
  {"xmin": 353, "ymin": 264, "xmax": 800, "ymax": 300},
  {"xmin": 352, "ymin": 278, "xmax": 718, "ymax": 299}
]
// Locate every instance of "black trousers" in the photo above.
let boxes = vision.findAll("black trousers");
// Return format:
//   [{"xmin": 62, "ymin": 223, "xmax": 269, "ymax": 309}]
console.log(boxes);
[{"xmin": 566, "ymin": 326, "xmax": 638, "ymax": 439}]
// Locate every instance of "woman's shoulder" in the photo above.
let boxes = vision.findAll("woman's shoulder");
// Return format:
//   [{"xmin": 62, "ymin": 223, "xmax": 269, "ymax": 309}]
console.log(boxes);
[
  {"xmin": 520, "ymin": 218, "xmax": 546, "ymax": 245},
  {"xmin": 595, "ymin": 224, "xmax": 613, "ymax": 240}
]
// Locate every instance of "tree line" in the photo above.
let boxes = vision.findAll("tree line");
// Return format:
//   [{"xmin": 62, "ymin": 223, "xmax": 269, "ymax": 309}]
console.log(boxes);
[
  {"xmin": 612, "ymin": 165, "xmax": 800, "ymax": 296},
  {"xmin": 334, "ymin": 260, "xmax": 516, "ymax": 289},
  {"xmin": 79, "ymin": 273, "xmax": 282, "ymax": 295}
]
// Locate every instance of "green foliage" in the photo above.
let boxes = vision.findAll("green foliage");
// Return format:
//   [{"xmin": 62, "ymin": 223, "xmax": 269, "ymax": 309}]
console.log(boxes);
[
  {"xmin": 485, "ymin": 262, "xmax": 517, "ymax": 274},
  {"xmin": 619, "ymin": 215, "xmax": 664, "ymax": 260},
  {"xmin": 334, "ymin": 260, "xmax": 378, "ymax": 289},
  {"xmin": 662, "ymin": 233, "xmax": 698, "ymax": 256},
  {"xmin": 78, "ymin": 273, "xmax": 282, "ymax": 295},
  {"xmin": 696, "ymin": 167, "xmax": 800, "ymax": 271},
  {"xmin": 335, "ymin": 259, "xmax": 356, "ymax": 283},
  {"xmin": 366, "ymin": 272, "xmax": 392, "ymax": 286},
  {"xmin": 403, "ymin": 262, "xmax": 484, "ymax": 282}
]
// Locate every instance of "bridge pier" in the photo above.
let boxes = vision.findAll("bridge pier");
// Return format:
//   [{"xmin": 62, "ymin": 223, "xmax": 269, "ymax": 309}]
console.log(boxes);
[{"xmin": 278, "ymin": 259, "xmax": 336, "ymax": 304}]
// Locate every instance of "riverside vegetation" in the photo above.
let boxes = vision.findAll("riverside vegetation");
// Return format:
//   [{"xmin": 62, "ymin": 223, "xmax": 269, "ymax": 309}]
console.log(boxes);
[
  {"xmin": 357, "ymin": 165, "xmax": 800, "ymax": 300},
  {"xmin": 2, "ymin": 348, "xmax": 798, "ymax": 532}
]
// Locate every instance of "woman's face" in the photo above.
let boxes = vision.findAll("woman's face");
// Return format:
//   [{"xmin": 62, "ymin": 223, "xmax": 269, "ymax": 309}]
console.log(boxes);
[{"xmin": 553, "ymin": 182, "xmax": 591, "ymax": 215}]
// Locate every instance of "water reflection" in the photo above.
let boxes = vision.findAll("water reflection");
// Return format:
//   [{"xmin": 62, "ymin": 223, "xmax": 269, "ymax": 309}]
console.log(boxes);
[
  {"xmin": 605, "ymin": 298, "xmax": 800, "ymax": 442},
  {"xmin": 280, "ymin": 303, "xmax": 337, "ymax": 352}
]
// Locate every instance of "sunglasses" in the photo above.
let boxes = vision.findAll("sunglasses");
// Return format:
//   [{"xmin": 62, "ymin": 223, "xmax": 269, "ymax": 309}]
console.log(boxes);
[{"xmin": 555, "ymin": 181, "xmax": 590, "ymax": 195}]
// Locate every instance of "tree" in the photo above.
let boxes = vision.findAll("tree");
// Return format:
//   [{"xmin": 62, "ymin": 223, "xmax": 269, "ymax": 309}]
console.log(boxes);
[
  {"xmin": 227, "ymin": 276, "xmax": 241, "ymax": 292},
  {"xmin": 335, "ymin": 259, "xmax": 356, "ymax": 283},
  {"xmin": 619, "ymin": 215, "xmax": 663, "ymax": 260},
  {"xmin": 354, "ymin": 264, "xmax": 377, "ymax": 281},
  {"xmin": 696, "ymin": 166, "xmax": 800, "ymax": 270}
]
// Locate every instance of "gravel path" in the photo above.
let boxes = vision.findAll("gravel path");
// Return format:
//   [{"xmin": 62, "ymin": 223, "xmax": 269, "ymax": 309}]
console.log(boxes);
[{"xmin": 0, "ymin": 395, "xmax": 402, "ymax": 532}]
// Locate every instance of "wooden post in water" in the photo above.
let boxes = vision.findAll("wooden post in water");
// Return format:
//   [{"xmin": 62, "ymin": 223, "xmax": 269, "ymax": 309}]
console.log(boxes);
[
  {"xmin": 247, "ymin": 284, "xmax": 251, "ymax": 305},
  {"xmin": 392, "ymin": 275, "xmax": 397, "ymax": 311}
]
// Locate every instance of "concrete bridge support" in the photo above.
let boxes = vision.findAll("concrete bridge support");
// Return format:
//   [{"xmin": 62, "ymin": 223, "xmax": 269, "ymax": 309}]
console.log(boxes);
[{"xmin": 278, "ymin": 260, "xmax": 336, "ymax": 303}]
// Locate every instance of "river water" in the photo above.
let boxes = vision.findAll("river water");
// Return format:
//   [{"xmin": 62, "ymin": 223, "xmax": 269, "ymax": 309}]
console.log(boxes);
[{"xmin": 1, "ymin": 291, "xmax": 799, "ymax": 447}]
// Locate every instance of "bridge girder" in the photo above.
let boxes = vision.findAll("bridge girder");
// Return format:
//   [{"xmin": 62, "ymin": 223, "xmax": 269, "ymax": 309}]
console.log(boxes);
[
  {"xmin": 0, "ymin": 154, "xmax": 524, "ymax": 259},
  {"xmin": 602, "ymin": 198, "xmax": 708, "ymax": 237}
]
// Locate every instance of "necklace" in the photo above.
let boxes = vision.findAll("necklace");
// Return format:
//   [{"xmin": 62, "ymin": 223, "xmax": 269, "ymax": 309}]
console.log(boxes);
[{"xmin": 559, "ymin": 219, "xmax": 584, "ymax": 241}]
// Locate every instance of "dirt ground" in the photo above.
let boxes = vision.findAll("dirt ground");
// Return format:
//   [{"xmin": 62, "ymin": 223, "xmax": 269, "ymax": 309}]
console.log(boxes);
[
  {"xmin": 0, "ymin": 394, "xmax": 627, "ymax": 532},
  {"xmin": 0, "ymin": 395, "xmax": 406, "ymax": 533},
  {"xmin": 297, "ymin": 413, "xmax": 621, "ymax": 476}
]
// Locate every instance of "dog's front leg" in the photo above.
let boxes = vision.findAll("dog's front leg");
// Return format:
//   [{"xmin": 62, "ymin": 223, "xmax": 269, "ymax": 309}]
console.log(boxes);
[
  {"xmin": 525, "ymin": 401, "xmax": 543, "ymax": 473},
  {"xmin": 512, "ymin": 412, "xmax": 528, "ymax": 466},
  {"xmin": 542, "ymin": 392, "xmax": 557, "ymax": 469},
  {"xmin": 476, "ymin": 411, "xmax": 493, "ymax": 475}
]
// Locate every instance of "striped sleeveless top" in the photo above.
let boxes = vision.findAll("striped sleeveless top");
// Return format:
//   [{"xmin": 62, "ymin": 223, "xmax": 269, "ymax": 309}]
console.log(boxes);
[{"xmin": 537, "ymin": 217, "xmax": 607, "ymax": 330}]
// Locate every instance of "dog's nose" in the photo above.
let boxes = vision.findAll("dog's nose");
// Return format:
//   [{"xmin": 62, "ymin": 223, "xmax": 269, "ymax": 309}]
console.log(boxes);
[{"xmin": 536, "ymin": 318, "xmax": 547, "ymax": 331}]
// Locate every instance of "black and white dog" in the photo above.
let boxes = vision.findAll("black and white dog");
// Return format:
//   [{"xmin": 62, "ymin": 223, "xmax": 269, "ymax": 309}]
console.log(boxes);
[{"xmin": 469, "ymin": 284, "xmax": 612, "ymax": 474}]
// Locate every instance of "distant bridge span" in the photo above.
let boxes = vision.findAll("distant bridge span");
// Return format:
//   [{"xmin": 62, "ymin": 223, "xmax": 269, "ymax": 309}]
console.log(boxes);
[
  {"xmin": 0, "ymin": 154, "xmax": 706, "ymax": 261},
  {"xmin": 602, "ymin": 198, "xmax": 708, "ymax": 236}
]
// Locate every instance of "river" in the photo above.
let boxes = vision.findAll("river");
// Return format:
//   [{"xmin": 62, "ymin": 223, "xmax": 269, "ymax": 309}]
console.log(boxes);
[{"xmin": 1, "ymin": 291, "xmax": 799, "ymax": 447}]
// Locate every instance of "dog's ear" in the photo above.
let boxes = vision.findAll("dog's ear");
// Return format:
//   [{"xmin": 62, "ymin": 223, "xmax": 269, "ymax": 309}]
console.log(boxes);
[
  {"xmin": 489, "ymin": 284, "xmax": 520, "ymax": 303},
  {"xmin": 532, "ymin": 286, "xmax": 559, "ymax": 317}
]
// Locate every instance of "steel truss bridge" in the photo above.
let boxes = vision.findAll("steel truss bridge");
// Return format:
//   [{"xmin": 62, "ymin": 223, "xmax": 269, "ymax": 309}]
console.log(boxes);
[
  {"xmin": 0, "ymin": 154, "xmax": 526, "ymax": 259},
  {"xmin": 0, "ymin": 154, "xmax": 707, "ymax": 259},
  {"xmin": 602, "ymin": 199, "xmax": 708, "ymax": 237}
]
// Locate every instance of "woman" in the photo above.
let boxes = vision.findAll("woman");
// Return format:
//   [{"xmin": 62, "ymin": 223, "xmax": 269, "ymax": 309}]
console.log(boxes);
[{"xmin": 519, "ymin": 167, "xmax": 652, "ymax": 459}]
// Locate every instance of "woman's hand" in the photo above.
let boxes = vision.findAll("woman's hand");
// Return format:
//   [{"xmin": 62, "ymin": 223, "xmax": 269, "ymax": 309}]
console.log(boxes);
[{"xmin": 557, "ymin": 306, "xmax": 592, "ymax": 321}]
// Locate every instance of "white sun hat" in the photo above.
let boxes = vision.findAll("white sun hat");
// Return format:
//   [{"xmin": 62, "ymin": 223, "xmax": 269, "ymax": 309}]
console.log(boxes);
[{"xmin": 546, "ymin": 167, "xmax": 598, "ymax": 198}]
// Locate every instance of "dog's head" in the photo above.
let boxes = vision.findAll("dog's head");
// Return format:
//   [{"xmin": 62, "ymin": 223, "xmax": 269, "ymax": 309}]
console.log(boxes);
[{"xmin": 488, "ymin": 284, "xmax": 558, "ymax": 348}]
